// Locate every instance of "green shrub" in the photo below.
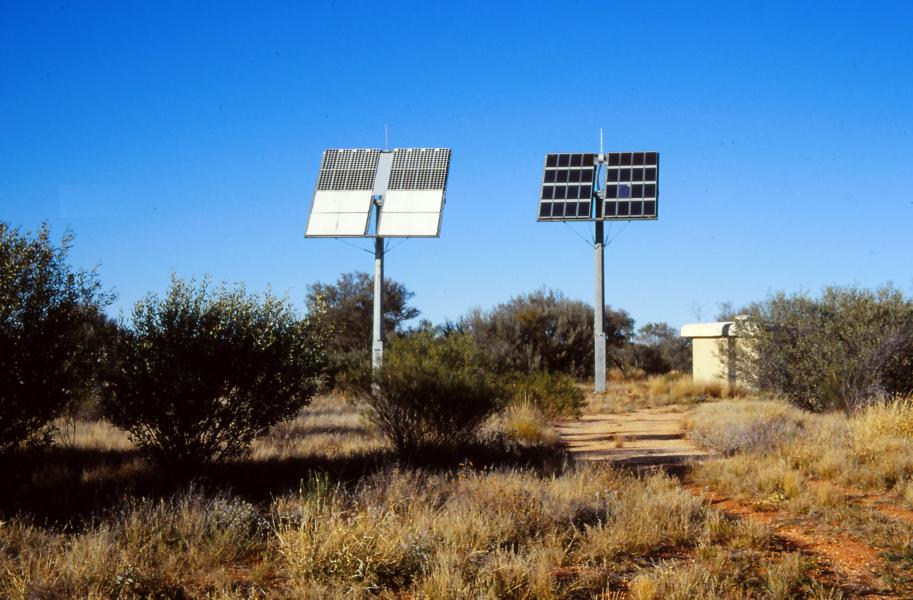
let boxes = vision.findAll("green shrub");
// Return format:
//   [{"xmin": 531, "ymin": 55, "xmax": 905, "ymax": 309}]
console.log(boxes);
[
  {"xmin": 104, "ymin": 276, "xmax": 327, "ymax": 467},
  {"xmin": 0, "ymin": 222, "xmax": 112, "ymax": 453},
  {"xmin": 306, "ymin": 271, "xmax": 419, "ymax": 388},
  {"xmin": 460, "ymin": 288, "xmax": 633, "ymax": 378},
  {"xmin": 734, "ymin": 285, "xmax": 913, "ymax": 411},
  {"xmin": 500, "ymin": 370, "xmax": 584, "ymax": 419},
  {"xmin": 352, "ymin": 331, "xmax": 500, "ymax": 457},
  {"xmin": 630, "ymin": 322, "xmax": 692, "ymax": 374}
]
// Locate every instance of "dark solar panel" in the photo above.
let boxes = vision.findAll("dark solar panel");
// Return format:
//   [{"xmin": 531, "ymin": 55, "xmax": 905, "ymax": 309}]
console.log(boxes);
[
  {"xmin": 601, "ymin": 151, "xmax": 659, "ymax": 221},
  {"xmin": 537, "ymin": 153, "xmax": 595, "ymax": 221}
]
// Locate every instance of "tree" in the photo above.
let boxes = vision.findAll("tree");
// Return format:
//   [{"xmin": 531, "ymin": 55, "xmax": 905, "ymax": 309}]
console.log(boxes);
[
  {"xmin": 306, "ymin": 271, "xmax": 419, "ymax": 355},
  {"xmin": 460, "ymin": 288, "xmax": 633, "ymax": 378},
  {"xmin": 104, "ymin": 276, "xmax": 327, "ymax": 467},
  {"xmin": 631, "ymin": 322, "xmax": 692, "ymax": 374},
  {"xmin": 735, "ymin": 285, "xmax": 913, "ymax": 412},
  {"xmin": 0, "ymin": 222, "xmax": 112, "ymax": 453},
  {"xmin": 351, "ymin": 330, "xmax": 500, "ymax": 457}
]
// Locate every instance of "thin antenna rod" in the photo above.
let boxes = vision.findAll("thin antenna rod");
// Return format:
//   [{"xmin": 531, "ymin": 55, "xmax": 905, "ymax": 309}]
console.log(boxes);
[
  {"xmin": 384, "ymin": 124, "xmax": 389, "ymax": 150},
  {"xmin": 599, "ymin": 128, "xmax": 604, "ymax": 154}
]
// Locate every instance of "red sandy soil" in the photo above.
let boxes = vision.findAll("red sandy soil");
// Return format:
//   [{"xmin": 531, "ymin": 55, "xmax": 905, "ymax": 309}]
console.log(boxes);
[{"xmin": 556, "ymin": 406, "xmax": 902, "ymax": 598}]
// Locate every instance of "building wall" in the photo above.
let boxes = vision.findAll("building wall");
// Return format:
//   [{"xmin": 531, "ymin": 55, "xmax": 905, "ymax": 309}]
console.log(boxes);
[{"xmin": 691, "ymin": 337, "xmax": 738, "ymax": 384}]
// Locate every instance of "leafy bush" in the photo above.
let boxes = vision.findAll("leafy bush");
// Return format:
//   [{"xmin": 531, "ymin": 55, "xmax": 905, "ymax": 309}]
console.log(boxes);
[
  {"xmin": 460, "ymin": 288, "xmax": 633, "ymax": 378},
  {"xmin": 352, "ymin": 331, "xmax": 500, "ymax": 457},
  {"xmin": 630, "ymin": 322, "xmax": 692, "ymax": 374},
  {"xmin": 499, "ymin": 370, "xmax": 585, "ymax": 418},
  {"xmin": 104, "ymin": 276, "xmax": 327, "ymax": 467},
  {"xmin": 0, "ymin": 223, "xmax": 112, "ymax": 453},
  {"xmin": 735, "ymin": 284, "xmax": 913, "ymax": 411},
  {"xmin": 306, "ymin": 271, "xmax": 418, "ymax": 387}
]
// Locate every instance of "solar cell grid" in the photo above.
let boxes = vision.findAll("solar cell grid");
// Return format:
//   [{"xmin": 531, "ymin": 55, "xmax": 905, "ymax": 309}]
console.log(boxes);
[
  {"xmin": 538, "ymin": 153, "xmax": 595, "ymax": 220},
  {"xmin": 388, "ymin": 148, "xmax": 451, "ymax": 191},
  {"xmin": 316, "ymin": 149, "xmax": 381, "ymax": 191},
  {"xmin": 600, "ymin": 151, "xmax": 659, "ymax": 221}
]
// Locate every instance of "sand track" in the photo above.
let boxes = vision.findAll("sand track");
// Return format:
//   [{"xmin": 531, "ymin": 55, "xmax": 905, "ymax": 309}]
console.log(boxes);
[
  {"xmin": 556, "ymin": 405, "xmax": 901, "ymax": 597},
  {"xmin": 553, "ymin": 406, "xmax": 707, "ymax": 469}
]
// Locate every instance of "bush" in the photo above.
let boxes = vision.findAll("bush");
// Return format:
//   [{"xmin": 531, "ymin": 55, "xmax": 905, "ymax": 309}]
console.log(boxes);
[
  {"xmin": 104, "ymin": 276, "xmax": 327, "ymax": 467},
  {"xmin": 306, "ymin": 271, "xmax": 418, "ymax": 387},
  {"xmin": 735, "ymin": 284, "xmax": 913, "ymax": 411},
  {"xmin": 686, "ymin": 400, "xmax": 808, "ymax": 455},
  {"xmin": 460, "ymin": 288, "xmax": 633, "ymax": 378},
  {"xmin": 630, "ymin": 322, "xmax": 692, "ymax": 374},
  {"xmin": 0, "ymin": 223, "xmax": 112, "ymax": 453},
  {"xmin": 500, "ymin": 403, "xmax": 561, "ymax": 447},
  {"xmin": 851, "ymin": 397, "xmax": 913, "ymax": 444},
  {"xmin": 499, "ymin": 370, "xmax": 585, "ymax": 418},
  {"xmin": 352, "ymin": 331, "xmax": 500, "ymax": 457}
]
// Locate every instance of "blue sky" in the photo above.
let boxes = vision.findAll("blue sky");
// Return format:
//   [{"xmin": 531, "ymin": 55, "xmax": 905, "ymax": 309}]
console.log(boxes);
[{"xmin": 3, "ymin": 1, "xmax": 912, "ymax": 329}]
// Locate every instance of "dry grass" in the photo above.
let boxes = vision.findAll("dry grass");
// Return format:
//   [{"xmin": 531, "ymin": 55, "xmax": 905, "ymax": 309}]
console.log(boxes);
[
  {"xmin": 0, "ymin": 392, "xmax": 841, "ymax": 598},
  {"xmin": 251, "ymin": 393, "xmax": 386, "ymax": 461},
  {"xmin": 273, "ymin": 466, "xmax": 802, "ymax": 598},
  {"xmin": 687, "ymin": 397, "xmax": 913, "ymax": 497},
  {"xmin": 497, "ymin": 402, "xmax": 561, "ymax": 448},
  {"xmin": 687, "ymin": 397, "xmax": 913, "ymax": 595},
  {"xmin": 588, "ymin": 371, "xmax": 751, "ymax": 414},
  {"xmin": 52, "ymin": 416, "xmax": 134, "ymax": 452},
  {"xmin": 1, "ymin": 489, "xmax": 271, "ymax": 599}
]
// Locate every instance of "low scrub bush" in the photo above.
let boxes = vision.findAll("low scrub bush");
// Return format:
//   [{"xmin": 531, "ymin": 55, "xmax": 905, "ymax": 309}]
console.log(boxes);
[
  {"xmin": 460, "ymin": 288, "xmax": 633, "ymax": 378},
  {"xmin": 578, "ymin": 473, "xmax": 706, "ymax": 560},
  {"xmin": 735, "ymin": 284, "xmax": 913, "ymax": 411},
  {"xmin": 0, "ymin": 489, "xmax": 270, "ymax": 599},
  {"xmin": 686, "ymin": 399, "xmax": 808, "ymax": 455},
  {"xmin": 104, "ymin": 276, "xmax": 327, "ymax": 467},
  {"xmin": 852, "ymin": 397, "xmax": 913, "ymax": 443},
  {"xmin": 500, "ymin": 403, "xmax": 561, "ymax": 447},
  {"xmin": 500, "ymin": 370, "xmax": 585, "ymax": 418},
  {"xmin": 351, "ymin": 331, "xmax": 501, "ymax": 457}
]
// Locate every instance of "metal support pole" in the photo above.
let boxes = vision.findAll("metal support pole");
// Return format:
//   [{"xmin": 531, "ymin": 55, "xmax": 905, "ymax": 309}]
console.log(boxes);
[
  {"xmin": 370, "ymin": 151, "xmax": 394, "ymax": 374},
  {"xmin": 594, "ymin": 219, "xmax": 606, "ymax": 393},
  {"xmin": 372, "ymin": 213, "xmax": 384, "ymax": 371}
]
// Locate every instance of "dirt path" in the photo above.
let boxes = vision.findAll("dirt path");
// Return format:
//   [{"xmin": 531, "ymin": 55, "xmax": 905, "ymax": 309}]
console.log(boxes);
[
  {"xmin": 685, "ymin": 482, "xmax": 894, "ymax": 598},
  {"xmin": 553, "ymin": 406, "xmax": 707, "ymax": 469},
  {"xmin": 557, "ymin": 405, "xmax": 899, "ymax": 597}
]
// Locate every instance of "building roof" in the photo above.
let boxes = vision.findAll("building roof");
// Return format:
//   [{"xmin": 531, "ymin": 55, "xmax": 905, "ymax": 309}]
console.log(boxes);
[{"xmin": 680, "ymin": 321, "xmax": 736, "ymax": 338}]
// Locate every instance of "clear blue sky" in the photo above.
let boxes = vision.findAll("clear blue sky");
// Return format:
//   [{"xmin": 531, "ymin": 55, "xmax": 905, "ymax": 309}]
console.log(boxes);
[{"xmin": 3, "ymin": 1, "xmax": 912, "ymax": 329}]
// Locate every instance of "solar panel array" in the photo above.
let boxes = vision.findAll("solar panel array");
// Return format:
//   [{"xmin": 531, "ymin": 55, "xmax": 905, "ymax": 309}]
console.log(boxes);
[
  {"xmin": 379, "ymin": 148, "xmax": 451, "ymax": 237},
  {"xmin": 306, "ymin": 148, "xmax": 451, "ymax": 238},
  {"xmin": 537, "ymin": 153, "xmax": 596, "ymax": 220},
  {"xmin": 388, "ymin": 148, "xmax": 450, "ymax": 190},
  {"xmin": 316, "ymin": 149, "xmax": 381, "ymax": 190},
  {"xmin": 602, "ymin": 151, "xmax": 659, "ymax": 220}
]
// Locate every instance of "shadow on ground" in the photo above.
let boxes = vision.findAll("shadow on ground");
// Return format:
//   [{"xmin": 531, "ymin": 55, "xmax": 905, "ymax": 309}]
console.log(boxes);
[{"xmin": 0, "ymin": 441, "xmax": 566, "ymax": 527}]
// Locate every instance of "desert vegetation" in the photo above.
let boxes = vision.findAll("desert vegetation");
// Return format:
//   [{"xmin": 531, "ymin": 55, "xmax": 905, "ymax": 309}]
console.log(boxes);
[
  {"xmin": 3, "ymin": 222, "xmax": 913, "ymax": 597},
  {"xmin": 104, "ymin": 276, "xmax": 328, "ymax": 468},
  {"xmin": 732, "ymin": 285, "xmax": 913, "ymax": 411},
  {"xmin": 0, "ymin": 222, "xmax": 113, "ymax": 453},
  {"xmin": 685, "ymin": 397, "xmax": 913, "ymax": 595},
  {"xmin": 0, "ymin": 394, "xmax": 849, "ymax": 599}
]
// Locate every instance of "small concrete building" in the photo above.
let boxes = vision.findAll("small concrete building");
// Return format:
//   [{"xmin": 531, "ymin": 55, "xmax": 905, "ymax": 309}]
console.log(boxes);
[{"xmin": 680, "ymin": 321, "xmax": 741, "ymax": 385}]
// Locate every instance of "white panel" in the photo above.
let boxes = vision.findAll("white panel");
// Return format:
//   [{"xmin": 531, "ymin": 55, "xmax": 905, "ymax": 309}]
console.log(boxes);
[
  {"xmin": 377, "ymin": 212, "xmax": 441, "ymax": 237},
  {"xmin": 305, "ymin": 211, "xmax": 370, "ymax": 237},
  {"xmin": 311, "ymin": 190, "xmax": 373, "ymax": 213},
  {"xmin": 382, "ymin": 190, "xmax": 444, "ymax": 213}
]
